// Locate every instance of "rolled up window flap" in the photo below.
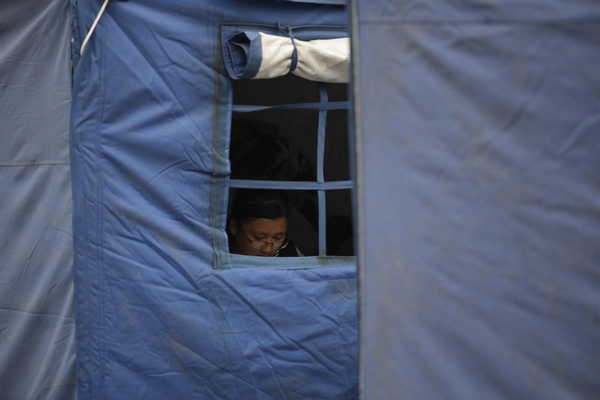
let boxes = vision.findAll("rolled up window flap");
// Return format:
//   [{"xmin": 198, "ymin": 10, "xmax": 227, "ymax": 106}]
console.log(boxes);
[
  {"xmin": 224, "ymin": 31, "xmax": 264, "ymax": 80},
  {"xmin": 223, "ymin": 29, "xmax": 349, "ymax": 83},
  {"xmin": 292, "ymin": 37, "xmax": 349, "ymax": 83},
  {"xmin": 254, "ymin": 33, "xmax": 296, "ymax": 79}
]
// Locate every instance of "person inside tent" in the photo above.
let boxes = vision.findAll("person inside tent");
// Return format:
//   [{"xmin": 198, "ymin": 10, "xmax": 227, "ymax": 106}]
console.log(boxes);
[
  {"xmin": 228, "ymin": 189, "xmax": 304, "ymax": 257},
  {"xmin": 229, "ymin": 117, "xmax": 319, "ymax": 255}
]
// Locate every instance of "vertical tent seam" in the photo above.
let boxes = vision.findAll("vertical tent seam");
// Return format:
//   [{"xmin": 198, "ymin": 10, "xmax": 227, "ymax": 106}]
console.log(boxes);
[{"xmin": 95, "ymin": 18, "xmax": 107, "ymax": 399}]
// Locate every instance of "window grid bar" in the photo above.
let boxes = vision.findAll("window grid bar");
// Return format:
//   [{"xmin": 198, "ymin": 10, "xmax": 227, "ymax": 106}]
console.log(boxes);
[
  {"xmin": 228, "ymin": 179, "xmax": 353, "ymax": 190},
  {"xmin": 232, "ymin": 101, "xmax": 349, "ymax": 113},
  {"xmin": 317, "ymin": 83, "xmax": 328, "ymax": 256}
]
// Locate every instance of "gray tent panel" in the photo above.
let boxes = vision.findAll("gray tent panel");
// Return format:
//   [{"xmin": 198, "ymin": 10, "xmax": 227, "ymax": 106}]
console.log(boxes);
[
  {"xmin": 0, "ymin": 0, "xmax": 76, "ymax": 399},
  {"xmin": 353, "ymin": 1, "xmax": 600, "ymax": 398}
]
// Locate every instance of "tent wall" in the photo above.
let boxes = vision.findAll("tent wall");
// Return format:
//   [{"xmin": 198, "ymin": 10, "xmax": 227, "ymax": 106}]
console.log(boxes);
[
  {"xmin": 352, "ymin": 1, "xmax": 600, "ymax": 398},
  {"xmin": 70, "ymin": 0, "xmax": 358, "ymax": 398},
  {"xmin": 6, "ymin": 0, "xmax": 598, "ymax": 398},
  {"xmin": 0, "ymin": 0, "xmax": 76, "ymax": 399}
]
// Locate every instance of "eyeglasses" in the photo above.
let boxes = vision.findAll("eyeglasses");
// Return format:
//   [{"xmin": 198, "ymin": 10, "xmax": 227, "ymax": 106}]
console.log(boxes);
[{"xmin": 239, "ymin": 227, "xmax": 290, "ymax": 250}]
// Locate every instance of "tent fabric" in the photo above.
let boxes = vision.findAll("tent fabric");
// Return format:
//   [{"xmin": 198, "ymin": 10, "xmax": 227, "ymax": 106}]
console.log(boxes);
[
  {"xmin": 70, "ymin": 0, "xmax": 358, "ymax": 398},
  {"xmin": 0, "ymin": 0, "xmax": 76, "ymax": 399},
  {"xmin": 222, "ymin": 28, "xmax": 350, "ymax": 82},
  {"xmin": 353, "ymin": 0, "xmax": 600, "ymax": 398},
  {"xmin": 7, "ymin": 0, "xmax": 600, "ymax": 398}
]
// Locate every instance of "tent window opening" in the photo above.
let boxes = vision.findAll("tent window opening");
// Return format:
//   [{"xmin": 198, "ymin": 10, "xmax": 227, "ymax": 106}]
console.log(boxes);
[
  {"xmin": 228, "ymin": 75, "xmax": 354, "ymax": 258},
  {"xmin": 212, "ymin": 24, "xmax": 354, "ymax": 269}
]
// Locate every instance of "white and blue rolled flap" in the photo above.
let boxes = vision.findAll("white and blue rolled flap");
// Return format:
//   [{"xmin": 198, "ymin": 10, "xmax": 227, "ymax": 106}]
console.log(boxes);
[{"xmin": 222, "ymin": 25, "xmax": 349, "ymax": 83}]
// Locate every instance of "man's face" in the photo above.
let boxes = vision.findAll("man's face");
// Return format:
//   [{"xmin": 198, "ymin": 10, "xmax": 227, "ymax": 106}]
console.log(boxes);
[{"xmin": 230, "ymin": 216, "xmax": 288, "ymax": 256}]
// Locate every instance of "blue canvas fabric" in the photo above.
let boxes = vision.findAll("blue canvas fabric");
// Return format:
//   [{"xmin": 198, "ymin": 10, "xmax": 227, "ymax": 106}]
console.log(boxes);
[
  {"xmin": 70, "ymin": 0, "xmax": 358, "ymax": 398},
  {"xmin": 353, "ymin": 0, "xmax": 600, "ymax": 398},
  {"xmin": 0, "ymin": 0, "xmax": 76, "ymax": 399},
  {"xmin": 3, "ymin": 0, "xmax": 600, "ymax": 398}
]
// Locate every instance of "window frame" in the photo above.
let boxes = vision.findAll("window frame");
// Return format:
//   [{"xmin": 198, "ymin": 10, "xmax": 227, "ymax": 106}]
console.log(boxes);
[{"xmin": 211, "ymin": 23, "xmax": 356, "ymax": 270}]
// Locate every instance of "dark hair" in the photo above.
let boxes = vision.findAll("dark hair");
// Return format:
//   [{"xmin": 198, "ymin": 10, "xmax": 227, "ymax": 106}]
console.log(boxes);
[
  {"xmin": 229, "ymin": 118, "xmax": 316, "ymax": 182},
  {"xmin": 230, "ymin": 189, "xmax": 290, "ymax": 227}
]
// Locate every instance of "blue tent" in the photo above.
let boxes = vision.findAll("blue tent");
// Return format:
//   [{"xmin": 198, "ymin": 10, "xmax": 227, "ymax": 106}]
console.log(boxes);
[{"xmin": 1, "ymin": 0, "xmax": 599, "ymax": 399}]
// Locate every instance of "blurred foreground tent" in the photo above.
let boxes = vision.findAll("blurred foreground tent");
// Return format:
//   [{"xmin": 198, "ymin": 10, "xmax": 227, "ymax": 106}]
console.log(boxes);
[{"xmin": 1, "ymin": 0, "xmax": 599, "ymax": 399}]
